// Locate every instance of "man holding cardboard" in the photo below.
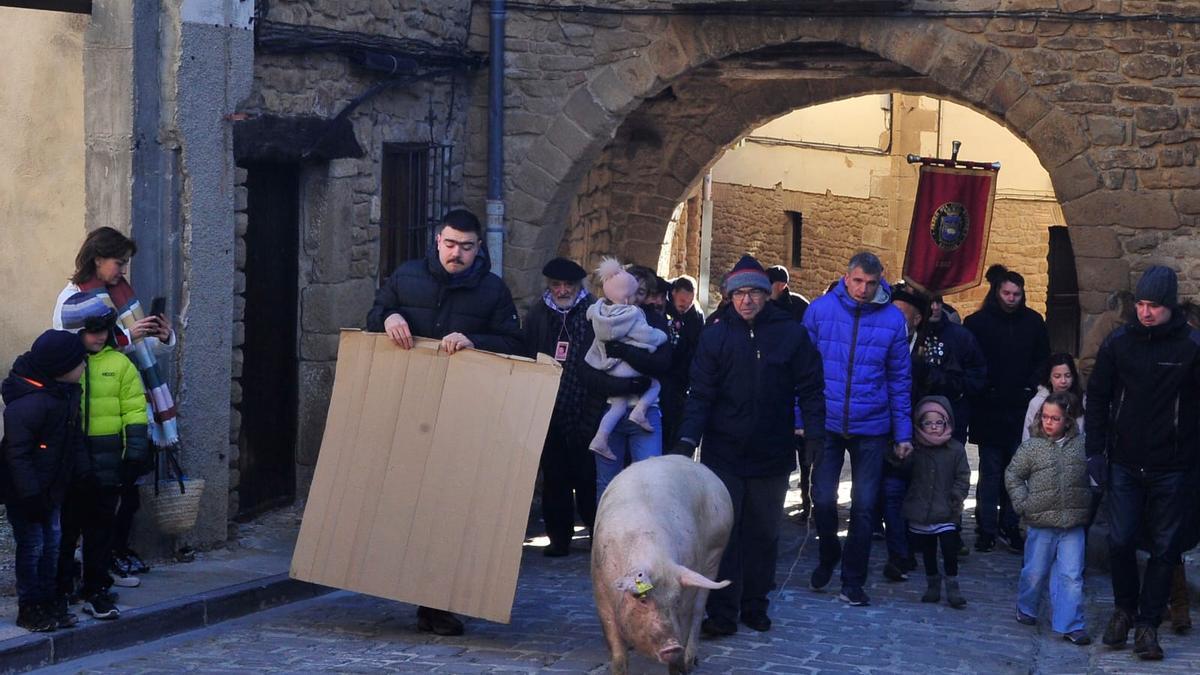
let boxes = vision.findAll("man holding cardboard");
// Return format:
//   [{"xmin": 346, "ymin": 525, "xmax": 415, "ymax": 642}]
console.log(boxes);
[{"xmin": 365, "ymin": 208, "xmax": 522, "ymax": 635}]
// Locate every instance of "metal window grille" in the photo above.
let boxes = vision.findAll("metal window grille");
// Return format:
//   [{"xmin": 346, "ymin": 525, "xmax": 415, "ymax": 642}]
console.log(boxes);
[{"xmin": 380, "ymin": 143, "xmax": 452, "ymax": 284}]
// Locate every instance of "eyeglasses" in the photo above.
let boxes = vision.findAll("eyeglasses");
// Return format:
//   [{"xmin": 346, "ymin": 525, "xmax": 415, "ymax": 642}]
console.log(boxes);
[
  {"xmin": 730, "ymin": 289, "xmax": 767, "ymax": 301},
  {"xmin": 920, "ymin": 420, "xmax": 947, "ymax": 430},
  {"xmin": 1041, "ymin": 414, "xmax": 1063, "ymax": 422}
]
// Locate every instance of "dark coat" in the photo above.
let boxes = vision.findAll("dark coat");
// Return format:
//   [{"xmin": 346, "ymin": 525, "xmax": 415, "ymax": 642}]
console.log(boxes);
[
  {"xmin": 900, "ymin": 396, "xmax": 970, "ymax": 525},
  {"xmin": 524, "ymin": 291, "xmax": 596, "ymax": 436},
  {"xmin": 913, "ymin": 319, "xmax": 987, "ymax": 441},
  {"xmin": 579, "ymin": 307, "xmax": 675, "ymax": 437},
  {"xmin": 963, "ymin": 297, "xmax": 1050, "ymax": 447},
  {"xmin": 1085, "ymin": 312, "xmax": 1200, "ymax": 471},
  {"xmin": 772, "ymin": 291, "xmax": 809, "ymax": 323},
  {"xmin": 366, "ymin": 244, "xmax": 522, "ymax": 356},
  {"xmin": 679, "ymin": 303, "xmax": 825, "ymax": 478},
  {"xmin": 664, "ymin": 303, "xmax": 704, "ymax": 389},
  {"xmin": 0, "ymin": 354, "xmax": 83, "ymax": 504}
]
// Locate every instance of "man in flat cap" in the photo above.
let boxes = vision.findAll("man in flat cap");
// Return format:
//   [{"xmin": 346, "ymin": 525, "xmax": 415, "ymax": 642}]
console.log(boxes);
[
  {"xmin": 767, "ymin": 265, "xmax": 810, "ymax": 323},
  {"xmin": 524, "ymin": 257, "xmax": 600, "ymax": 557},
  {"xmin": 1087, "ymin": 265, "xmax": 1200, "ymax": 660}
]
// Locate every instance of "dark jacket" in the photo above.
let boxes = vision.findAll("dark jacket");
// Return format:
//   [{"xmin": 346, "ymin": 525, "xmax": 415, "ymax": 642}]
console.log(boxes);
[
  {"xmin": 901, "ymin": 396, "xmax": 970, "ymax": 526},
  {"xmin": 963, "ymin": 297, "xmax": 1050, "ymax": 447},
  {"xmin": 524, "ymin": 290, "xmax": 596, "ymax": 435},
  {"xmin": 664, "ymin": 303, "xmax": 704, "ymax": 389},
  {"xmin": 0, "ymin": 354, "xmax": 83, "ymax": 504},
  {"xmin": 803, "ymin": 278, "xmax": 912, "ymax": 440},
  {"xmin": 913, "ymin": 319, "xmax": 987, "ymax": 441},
  {"xmin": 1085, "ymin": 312, "xmax": 1200, "ymax": 471},
  {"xmin": 366, "ymin": 243, "xmax": 522, "ymax": 356},
  {"xmin": 772, "ymin": 291, "xmax": 809, "ymax": 323},
  {"xmin": 679, "ymin": 303, "xmax": 825, "ymax": 478}
]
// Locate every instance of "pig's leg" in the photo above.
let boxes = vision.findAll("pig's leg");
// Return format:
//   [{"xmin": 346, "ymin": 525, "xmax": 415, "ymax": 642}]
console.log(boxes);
[
  {"xmin": 596, "ymin": 596, "xmax": 629, "ymax": 675},
  {"xmin": 681, "ymin": 589, "xmax": 707, "ymax": 672}
]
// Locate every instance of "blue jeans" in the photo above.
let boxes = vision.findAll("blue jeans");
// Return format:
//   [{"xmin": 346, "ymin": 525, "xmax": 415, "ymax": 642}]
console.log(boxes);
[
  {"xmin": 5, "ymin": 502, "xmax": 62, "ymax": 605},
  {"xmin": 877, "ymin": 469, "xmax": 909, "ymax": 561},
  {"xmin": 975, "ymin": 441, "xmax": 1019, "ymax": 536},
  {"xmin": 812, "ymin": 434, "xmax": 888, "ymax": 590},
  {"xmin": 1018, "ymin": 526, "xmax": 1086, "ymax": 634},
  {"xmin": 595, "ymin": 406, "xmax": 662, "ymax": 501}
]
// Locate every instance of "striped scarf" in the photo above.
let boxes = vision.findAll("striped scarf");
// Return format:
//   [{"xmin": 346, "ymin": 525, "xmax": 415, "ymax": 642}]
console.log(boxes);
[{"xmin": 77, "ymin": 278, "xmax": 180, "ymax": 448}]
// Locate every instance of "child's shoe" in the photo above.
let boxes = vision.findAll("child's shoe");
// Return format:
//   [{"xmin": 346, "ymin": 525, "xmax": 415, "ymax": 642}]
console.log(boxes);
[
  {"xmin": 627, "ymin": 407, "xmax": 654, "ymax": 433},
  {"xmin": 589, "ymin": 435, "xmax": 617, "ymax": 461},
  {"xmin": 82, "ymin": 592, "xmax": 120, "ymax": 620},
  {"xmin": 120, "ymin": 548, "xmax": 151, "ymax": 574},
  {"xmin": 16, "ymin": 603, "xmax": 56, "ymax": 632},
  {"xmin": 944, "ymin": 576, "xmax": 966, "ymax": 609},
  {"xmin": 921, "ymin": 574, "xmax": 941, "ymax": 603}
]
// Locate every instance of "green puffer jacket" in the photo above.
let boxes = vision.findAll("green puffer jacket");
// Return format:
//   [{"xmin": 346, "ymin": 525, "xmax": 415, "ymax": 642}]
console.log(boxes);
[
  {"xmin": 1005, "ymin": 428, "xmax": 1089, "ymax": 530},
  {"xmin": 80, "ymin": 346, "xmax": 149, "ymax": 488}
]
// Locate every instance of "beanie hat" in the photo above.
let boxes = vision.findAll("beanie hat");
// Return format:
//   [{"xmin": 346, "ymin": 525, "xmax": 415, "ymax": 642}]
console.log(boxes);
[
  {"xmin": 541, "ymin": 257, "xmax": 587, "ymax": 282},
  {"xmin": 723, "ymin": 254, "xmax": 771, "ymax": 294},
  {"xmin": 60, "ymin": 292, "xmax": 117, "ymax": 333},
  {"xmin": 1135, "ymin": 265, "xmax": 1178, "ymax": 307},
  {"xmin": 595, "ymin": 257, "xmax": 639, "ymax": 304},
  {"xmin": 29, "ymin": 329, "xmax": 87, "ymax": 378},
  {"xmin": 766, "ymin": 265, "xmax": 789, "ymax": 284},
  {"xmin": 891, "ymin": 285, "xmax": 930, "ymax": 316}
]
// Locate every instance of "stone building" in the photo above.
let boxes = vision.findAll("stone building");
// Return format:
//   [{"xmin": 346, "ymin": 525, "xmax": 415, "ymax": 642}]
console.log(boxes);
[{"xmin": 5, "ymin": 0, "xmax": 1200, "ymax": 547}]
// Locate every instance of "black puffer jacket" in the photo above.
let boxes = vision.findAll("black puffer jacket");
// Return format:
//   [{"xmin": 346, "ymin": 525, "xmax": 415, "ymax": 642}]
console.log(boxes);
[
  {"xmin": 679, "ymin": 303, "xmax": 825, "ymax": 478},
  {"xmin": 0, "ymin": 354, "xmax": 82, "ymax": 504},
  {"xmin": 366, "ymin": 243, "xmax": 522, "ymax": 355},
  {"xmin": 1085, "ymin": 312, "xmax": 1200, "ymax": 471},
  {"xmin": 964, "ymin": 297, "xmax": 1049, "ymax": 446}
]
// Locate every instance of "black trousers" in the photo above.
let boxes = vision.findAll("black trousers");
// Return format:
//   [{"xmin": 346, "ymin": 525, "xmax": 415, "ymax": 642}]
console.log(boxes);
[
  {"xmin": 56, "ymin": 481, "xmax": 120, "ymax": 597},
  {"xmin": 659, "ymin": 382, "xmax": 687, "ymax": 454},
  {"xmin": 909, "ymin": 530, "xmax": 959, "ymax": 577},
  {"xmin": 705, "ymin": 466, "xmax": 790, "ymax": 623},
  {"xmin": 539, "ymin": 422, "xmax": 596, "ymax": 548},
  {"xmin": 112, "ymin": 481, "xmax": 140, "ymax": 552},
  {"xmin": 1107, "ymin": 464, "xmax": 1192, "ymax": 628}
]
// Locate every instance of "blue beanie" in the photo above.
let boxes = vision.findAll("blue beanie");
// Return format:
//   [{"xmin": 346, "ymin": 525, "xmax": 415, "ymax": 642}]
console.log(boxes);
[
  {"xmin": 29, "ymin": 329, "xmax": 86, "ymax": 378},
  {"xmin": 1135, "ymin": 265, "xmax": 1178, "ymax": 307},
  {"xmin": 61, "ymin": 292, "xmax": 117, "ymax": 333},
  {"xmin": 723, "ymin": 254, "xmax": 771, "ymax": 294}
]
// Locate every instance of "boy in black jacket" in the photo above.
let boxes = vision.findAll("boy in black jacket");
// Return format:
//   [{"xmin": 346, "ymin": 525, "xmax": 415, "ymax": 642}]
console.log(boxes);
[{"xmin": 1, "ymin": 330, "xmax": 86, "ymax": 632}]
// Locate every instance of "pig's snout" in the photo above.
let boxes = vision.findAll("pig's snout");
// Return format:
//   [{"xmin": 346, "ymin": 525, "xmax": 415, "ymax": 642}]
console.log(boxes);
[{"xmin": 656, "ymin": 641, "xmax": 684, "ymax": 664}]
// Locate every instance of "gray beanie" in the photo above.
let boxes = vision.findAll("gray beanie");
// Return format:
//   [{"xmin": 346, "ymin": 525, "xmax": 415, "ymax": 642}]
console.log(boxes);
[{"xmin": 1135, "ymin": 265, "xmax": 1178, "ymax": 307}]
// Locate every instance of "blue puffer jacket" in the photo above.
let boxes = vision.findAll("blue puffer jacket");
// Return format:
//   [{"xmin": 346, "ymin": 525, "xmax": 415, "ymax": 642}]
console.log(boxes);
[{"xmin": 803, "ymin": 278, "xmax": 912, "ymax": 441}]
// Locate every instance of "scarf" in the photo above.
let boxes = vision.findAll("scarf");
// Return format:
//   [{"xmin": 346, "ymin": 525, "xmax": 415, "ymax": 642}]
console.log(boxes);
[
  {"xmin": 542, "ymin": 287, "xmax": 588, "ymax": 314},
  {"xmin": 915, "ymin": 399, "xmax": 952, "ymax": 447},
  {"xmin": 78, "ymin": 277, "xmax": 180, "ymax": 448}
]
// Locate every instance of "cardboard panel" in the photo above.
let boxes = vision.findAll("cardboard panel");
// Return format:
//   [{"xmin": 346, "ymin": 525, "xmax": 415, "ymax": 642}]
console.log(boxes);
[{"xmin": 291, "ymin": 330, "xmax": 561, "ymax": 623}]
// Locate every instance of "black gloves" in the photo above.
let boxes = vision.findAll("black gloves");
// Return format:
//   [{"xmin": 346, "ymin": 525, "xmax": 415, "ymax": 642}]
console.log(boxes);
[
  {"xmin": 626, "ymin": 376, "xmax": 651, "ymax": 395},
  {"xmin": 1087, "ymin": 455, "xmax": 1108, "ymax": 493},
  {"xmin": 604, "ymin": 340, "xmax": 630, "ymax": 361},
  {"xmin": 18, "ymin": 494, "xmax": 50, "ymax": 523},
  {"xmin": 803, "ymin": 437, "xmax": 824, "ymax": 466},
  {"xmin": 672, "ymin": 440, "xmax": 697, "ymax": 456}
]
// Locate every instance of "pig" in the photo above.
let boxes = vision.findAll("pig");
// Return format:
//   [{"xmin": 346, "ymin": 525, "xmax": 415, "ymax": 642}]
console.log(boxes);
[{"xmin": 590, "ymin": 454, "xmax": 734, "ymax": 675}]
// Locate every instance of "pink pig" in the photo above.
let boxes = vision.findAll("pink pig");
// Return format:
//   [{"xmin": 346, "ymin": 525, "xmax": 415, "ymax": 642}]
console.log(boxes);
[{"xmin": 590, "ymin": 455, "xmax": 734, "ymax": 674}]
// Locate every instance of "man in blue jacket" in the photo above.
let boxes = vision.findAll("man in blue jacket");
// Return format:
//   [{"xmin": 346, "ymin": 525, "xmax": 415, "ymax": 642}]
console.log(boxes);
[
  {"xmin": 804, "ymin": 252, "xmax": 912, "ymax": 607},
  {"xmin": 676, "ymin": 255, "xmax": 825, "ymax": 637}
]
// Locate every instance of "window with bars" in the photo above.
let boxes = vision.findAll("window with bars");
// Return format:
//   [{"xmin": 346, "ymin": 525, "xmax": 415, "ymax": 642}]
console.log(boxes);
[
  {"xmin": 787, "ymin": 211, "xmax": 803, "ymax": 268},
  {"xmin": 379, "ymin": 143, "xmax": 451, "ymax": 284}
]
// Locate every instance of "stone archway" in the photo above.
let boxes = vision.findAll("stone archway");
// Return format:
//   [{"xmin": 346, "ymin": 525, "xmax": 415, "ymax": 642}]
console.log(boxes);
[{"xmin": 470, "ymin": 11, "xmax": 1197, "ymax": 316}]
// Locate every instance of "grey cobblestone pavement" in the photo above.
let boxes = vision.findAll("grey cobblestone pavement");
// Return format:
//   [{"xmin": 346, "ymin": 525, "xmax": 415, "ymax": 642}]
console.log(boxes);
[{"xmin": 61, "ymin": 489, "xmax": 1200, "ymax": 674}]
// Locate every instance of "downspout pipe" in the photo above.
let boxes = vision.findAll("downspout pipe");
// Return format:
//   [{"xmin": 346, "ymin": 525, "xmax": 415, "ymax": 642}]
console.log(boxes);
[{"xmin": 486, "ymin": 0, "xmax": 506, "ymax": 278}]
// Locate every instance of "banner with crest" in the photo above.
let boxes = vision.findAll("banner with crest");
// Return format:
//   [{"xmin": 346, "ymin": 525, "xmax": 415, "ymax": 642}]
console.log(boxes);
[{"xmin": 901, "ymin": 163, "xmax": 998, "ymax": 296}]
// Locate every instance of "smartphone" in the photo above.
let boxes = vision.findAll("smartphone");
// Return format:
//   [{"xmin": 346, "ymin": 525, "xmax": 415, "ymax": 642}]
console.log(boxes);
[{"xmin": 149, "ymin": 296, "xmax": 166, "ymax": 318}]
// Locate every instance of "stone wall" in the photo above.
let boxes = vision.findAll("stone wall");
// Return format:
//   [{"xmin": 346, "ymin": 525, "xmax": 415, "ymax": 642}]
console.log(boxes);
[{"xmin": 685, "ymin": 183, "xmax": 1058, "ymax": 316}]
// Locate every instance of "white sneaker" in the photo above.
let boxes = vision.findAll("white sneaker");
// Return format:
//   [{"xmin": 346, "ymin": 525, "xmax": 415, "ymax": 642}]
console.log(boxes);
[{"xmin": 110, "ymin": 572, "xmax": 140, "ymax": 588}]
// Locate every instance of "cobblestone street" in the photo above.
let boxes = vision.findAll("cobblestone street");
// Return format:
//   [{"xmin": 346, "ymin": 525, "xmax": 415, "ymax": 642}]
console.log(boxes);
[{"xmin": 63, "ymin": 473, "xmax": 1200, "ymax": 675}]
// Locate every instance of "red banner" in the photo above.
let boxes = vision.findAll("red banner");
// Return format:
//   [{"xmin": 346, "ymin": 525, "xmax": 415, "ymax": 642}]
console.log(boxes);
[{"xmin": 902, "ymin": 164, "xmax": 998, "ymax": 296}]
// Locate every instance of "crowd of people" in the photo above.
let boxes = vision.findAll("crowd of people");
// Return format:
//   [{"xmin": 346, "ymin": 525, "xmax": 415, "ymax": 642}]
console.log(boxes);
[{"xmin": 6, "ymin": 208, "xmax": 1199, "ymax": 663}]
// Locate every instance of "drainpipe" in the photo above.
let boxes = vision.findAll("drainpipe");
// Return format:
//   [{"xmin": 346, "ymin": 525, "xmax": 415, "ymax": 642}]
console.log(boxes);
[
  {"xmin": 486, "ymin": 0, "xmax": 506, "ymax": 278},
  {"xmin": 698, "ymin": 171, "xmax": 714, "ymax": 311}
]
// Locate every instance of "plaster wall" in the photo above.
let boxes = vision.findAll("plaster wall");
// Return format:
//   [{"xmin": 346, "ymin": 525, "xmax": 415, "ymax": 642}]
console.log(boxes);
[{"xmin": 0, "ymin": 10, "xmax": 87, "ymax": 389}]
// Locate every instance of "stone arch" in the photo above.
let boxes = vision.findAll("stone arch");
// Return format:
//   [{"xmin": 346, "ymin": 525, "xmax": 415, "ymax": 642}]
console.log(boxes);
[{"xmin": 501, "ymin": 14, "xmax": 1107, "ymax": 305}]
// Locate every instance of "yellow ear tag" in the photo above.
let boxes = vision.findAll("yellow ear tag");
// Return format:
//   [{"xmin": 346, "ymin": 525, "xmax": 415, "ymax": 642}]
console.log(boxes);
[{"xmin": 634, "ymin": 579, "xmax": 654, "ymax": 597}]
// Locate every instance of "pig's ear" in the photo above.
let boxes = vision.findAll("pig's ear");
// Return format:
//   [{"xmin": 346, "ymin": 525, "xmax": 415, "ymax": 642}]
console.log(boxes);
[{"xmin": 677, "ymin": 566, "xmax": 731, "ymax": 590}]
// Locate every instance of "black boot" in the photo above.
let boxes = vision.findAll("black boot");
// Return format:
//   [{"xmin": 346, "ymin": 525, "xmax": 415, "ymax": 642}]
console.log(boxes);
[
  {"xmin": 416, "ymin": 606, "xmax": 464, "ymax": 636},
  {"xmin": 1133, "ymin": 626, "xmax": 1164, "ymax": 660},
  {"xmin": 921, "ymin": 575, "xmax": 941, "ymax": 603},
  {"xmin": 1102, "ymin": 608, "xmax": 1133, "ymax": 648},
  {"xmin": 16, "ymin": 602, "xmax": 56, "ymax": 632}
]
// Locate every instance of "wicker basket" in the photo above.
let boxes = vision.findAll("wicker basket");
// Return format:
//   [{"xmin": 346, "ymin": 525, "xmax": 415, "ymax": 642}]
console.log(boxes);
[{"xmin": 140, "ymin": 478, "xmax": 206, "ymax": 536}]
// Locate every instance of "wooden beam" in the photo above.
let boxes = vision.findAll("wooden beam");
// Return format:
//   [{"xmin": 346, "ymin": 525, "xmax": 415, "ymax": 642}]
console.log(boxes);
[{"xmin": 0, "ymin": 0, "xmax": 91, "ymax": 13}]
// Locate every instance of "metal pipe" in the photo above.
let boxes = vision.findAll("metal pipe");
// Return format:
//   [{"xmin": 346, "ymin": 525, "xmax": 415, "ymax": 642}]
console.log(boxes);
[
  {"xmin": 486, "ymin": 0, "xmax": 506, "ymax": 278},
  {"xmin": 698, "ymin": 171, "xmax": 714, "ymax": 311}
]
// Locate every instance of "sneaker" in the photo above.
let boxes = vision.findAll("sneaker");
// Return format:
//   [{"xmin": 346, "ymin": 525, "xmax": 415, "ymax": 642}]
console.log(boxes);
[
  {"xmin": 999, "ymin": 527, "xmax": 1025, "ymax": 553},
  {"xmin": 82, "ymin": 593, "xmax": 120, "ymax": 620},
  {"xmin": 883, "ymin": 560, "xmax": 909, "ymax": 582},
  {"xmin": 700, "ymin": 617, "xmax": 737, "ymax": 638},
  {"xmin": 838, "ymin": 587, "xmax": 870, "ymax": 606},
  {"xmin": 1016, "ymin": 610, "xmax": 1037, "ymax": 626},
  {"xmin": 974, "ymin": 533, "xmax": 995, "ymax": 553},
  {"xmin": 121, "ymin": 549, "xmax": 151, "ymax": 574},
  {"xmin": 809, "ymin": 564, "xmax": 834, "ymax": 591},
  {"xmin": 1133, "ymin": 626, "xmax": 1164, "ymax": 660},
  {"xmin": 1063, "ymin": 630, "xmax": 1092, "ymax": 645},
  {"xmin": 110, "ymin": 571, "xmax": 140, "ymax": 588},
  {"xmin": 542, "ymin": 541, "xmax": 570, "ymax": 558},
  {"xmin": 741, "ymin": 613, "xmax": 771, "ymax": 632},
  {"xmin": 416, "ymin": 606, "xmax": 463, "ymax": 636},
  {"xmin": 1102, "ymin": 608, "xmax": 1133, "ymax": 648},
  {"xmin": 16, "ymin": 603, "xmax": 56, "ymax": 632}
]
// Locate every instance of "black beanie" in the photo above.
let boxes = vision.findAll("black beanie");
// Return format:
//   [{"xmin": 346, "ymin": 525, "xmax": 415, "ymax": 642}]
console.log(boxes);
[
  {"xmin": 29, "ymin": 329, "xmax": 86, "ymax": 378},
  {"xmin": 1136, "ymin": 265, "xmax": 1178, "ymax": 307}
]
